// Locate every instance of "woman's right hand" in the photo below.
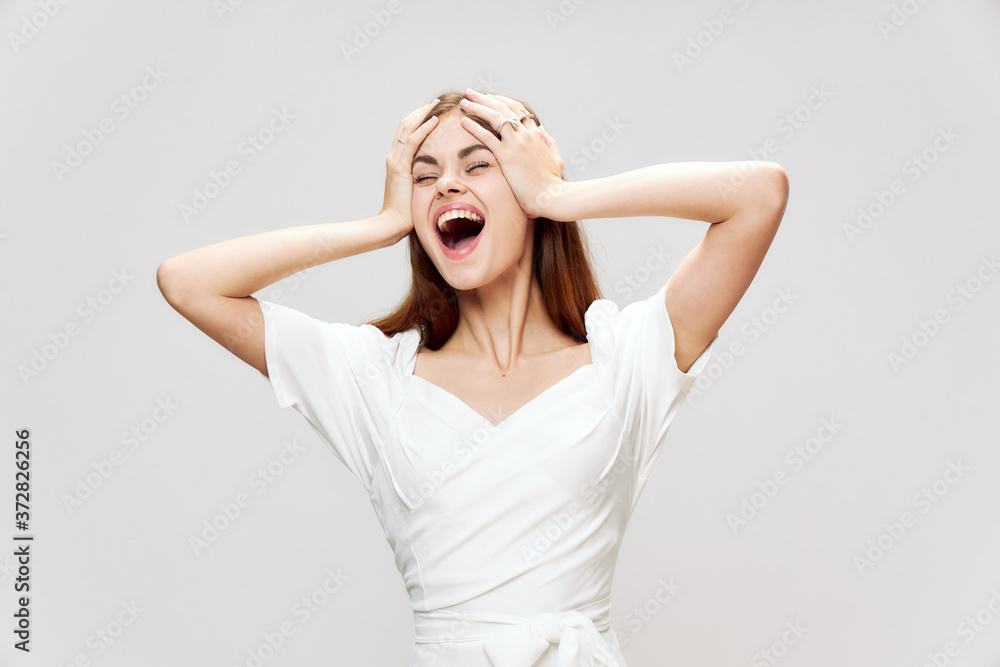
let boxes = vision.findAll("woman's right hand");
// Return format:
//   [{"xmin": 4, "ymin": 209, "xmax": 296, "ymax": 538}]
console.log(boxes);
[{"xmin": 379, "ymin": 98, "xmax": 440, "ymax": 239}]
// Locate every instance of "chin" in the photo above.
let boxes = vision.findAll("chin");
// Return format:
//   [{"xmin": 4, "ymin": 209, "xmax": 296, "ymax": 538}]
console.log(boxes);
[{"xmin": 436, "ymin": 264, "xmax": 490, "ymax": 292}]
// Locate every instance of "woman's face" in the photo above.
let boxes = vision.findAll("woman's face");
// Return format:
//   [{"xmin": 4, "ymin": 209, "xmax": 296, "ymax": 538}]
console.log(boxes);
[{"xmin": 410, "ymin": 112, "xmax": 533, "ymax": 290}]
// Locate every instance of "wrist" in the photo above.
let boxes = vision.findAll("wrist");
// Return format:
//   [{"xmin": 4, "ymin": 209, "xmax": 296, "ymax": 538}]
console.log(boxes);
[
  {"xmin": 375, "ymin": 210, "xmax": 412, "ymax": 245},
  {"xmin": 538, "ymin": 179, "xmax": 580, "ymax": 222}
]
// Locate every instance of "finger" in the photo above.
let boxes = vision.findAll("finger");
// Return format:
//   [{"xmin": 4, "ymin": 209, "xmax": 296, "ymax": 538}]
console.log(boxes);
[
  {"xmin": 395, "ymin": 115, "xmax": 438, "ymax": 154},
  {"xmin": 536, "ymin": 125, "xmax": 563, "ymax": 172},
  {"xmin": 539, "ymin": 130, "xmax": 556, "ymax": 152},
  {"xmin": 491, "ymin": 95, "xmax": 536, "ymax": 126},
  {"xmin": 480, "ymin": 92, "xmax": 519, "ymax": 115},
  {"xmin": 460, "ymin": 99, "xmax": 524, "ymax": 139},
  {"xmin": 539, "ymin": 125, "xmax": 558, "ymax": 148},
  {"xmin": 491, "ymin": 95, "xmax": 538, "ymax": 127},
  {"xmin": 392, "ymin": 103, "xmax": 439, "ymax": 150},
  {"xmin": 395, "ymin": 98, "xmax": 440, "ymax": 138},
  {"xmin": 458, "ymin": 97, "xmax": 505, "ymax": 130},
  {"xmin": 464, "ymin": 89, "xmax": 514, "ymax": 119},
  {"xmin": 489, "ymin": 94, "xmax": 517, "ymax": 108},
  {"xmin": 407, "ymin": 97, "xmax": 440, "ymax": 121},
  {"xmin": 458, "ymin": 115, "xmax": 502, "ymax": 154},
  {"xmin": 408, "ymin": 114, "xmax": 438, "ymax": 142}
]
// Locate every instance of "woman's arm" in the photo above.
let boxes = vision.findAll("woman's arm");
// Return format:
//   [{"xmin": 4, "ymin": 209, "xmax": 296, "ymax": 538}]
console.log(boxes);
[
  {"xmin": 547, "ymin": 161, "xmax": 786, "ymax": 225},
  {"xmin": 156, "ymin": 215, "xmax": 408, "ymax": 377},
  {"xmin": 419, "ymin": 91, "xmax": 789, "ymax": 374},
  {"xmin": 157, "ymin": 97, "xmax": 440, "ymax": 378},
  {"xmin": 550, "ymin": 161, "xmax": 790, "ymax": 373}
]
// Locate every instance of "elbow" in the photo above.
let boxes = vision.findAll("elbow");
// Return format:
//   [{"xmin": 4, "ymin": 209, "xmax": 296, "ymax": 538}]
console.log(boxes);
[
  {"xmin": 754, "ymin": 162, "xmax": 789, "ymax": 225},
  {"xmin": 770, "ymin": 163, "xmax": 790, "ymax": 209},
  {"xmin": 156, "ymin": 258, "xmax": 190, "ymax": 307}
]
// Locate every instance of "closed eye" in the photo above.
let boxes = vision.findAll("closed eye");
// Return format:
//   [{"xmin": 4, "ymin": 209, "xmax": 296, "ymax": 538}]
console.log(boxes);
[{"xmin": 414, "ymin": 161, "xmax": 491, "ymax": 184}]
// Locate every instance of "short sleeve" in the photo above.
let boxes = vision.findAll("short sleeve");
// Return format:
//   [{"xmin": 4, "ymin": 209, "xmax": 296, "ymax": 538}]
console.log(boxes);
[
  {"xmin": 585, "ymin": 279, "xmax": 718, "ymax": 509},
  {"xmin": 254, "ymin": 297, "xmax": 401, "ymax": 493}
]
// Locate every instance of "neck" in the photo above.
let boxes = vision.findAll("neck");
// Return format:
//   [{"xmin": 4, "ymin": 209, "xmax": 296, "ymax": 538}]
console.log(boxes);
[{"xmin": 449, "ymin": 265, "xmax": 561, "ymax": 375}]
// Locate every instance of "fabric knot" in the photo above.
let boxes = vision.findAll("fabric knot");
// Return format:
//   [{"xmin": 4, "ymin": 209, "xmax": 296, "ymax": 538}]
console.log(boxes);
[
  {"xmin": 528, "ymin": 612, "xmax": 565, "ymax": 643},
  {"xmin": 482, "ymin": 610, "xmax": 620, "ymax": 667}
]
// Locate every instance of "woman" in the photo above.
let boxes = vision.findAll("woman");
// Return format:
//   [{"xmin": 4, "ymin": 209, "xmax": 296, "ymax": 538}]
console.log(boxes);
[{"xmin": 157, "ymin": 88, "xmax": 788, "ymax": 666}]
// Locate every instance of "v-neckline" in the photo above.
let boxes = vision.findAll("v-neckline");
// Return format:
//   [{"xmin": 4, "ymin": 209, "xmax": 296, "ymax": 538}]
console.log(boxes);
[
  {"xmin": 409, "ymin": 363, "xmax": 595, "ymax": 429},
  {"xmin": 406, "ymin": 329, "xmax": 596, "ymax": 432}
]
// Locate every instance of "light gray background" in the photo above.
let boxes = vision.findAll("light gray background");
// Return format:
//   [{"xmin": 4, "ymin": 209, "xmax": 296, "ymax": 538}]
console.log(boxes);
[{"xmin": 3, "ymin": 0, "xmax": 999, "ymax": 665}]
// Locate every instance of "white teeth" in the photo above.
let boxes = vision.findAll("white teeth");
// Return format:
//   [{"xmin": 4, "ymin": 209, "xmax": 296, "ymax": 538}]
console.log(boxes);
[{"xmin": 436, "ymin": 208, "xmax": 484, "ymax": 233}]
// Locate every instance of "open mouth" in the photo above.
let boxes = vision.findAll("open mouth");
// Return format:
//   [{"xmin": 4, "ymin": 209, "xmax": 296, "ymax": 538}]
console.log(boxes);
[{"xmin": 435, "ymin": 209, "xmax": 485, "ymax": 251}]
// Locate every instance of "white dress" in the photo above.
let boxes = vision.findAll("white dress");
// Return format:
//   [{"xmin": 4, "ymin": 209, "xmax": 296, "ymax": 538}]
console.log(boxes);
[{"xmin": 254, "ymin": 278, "xmax": 717, "ymax": 666}]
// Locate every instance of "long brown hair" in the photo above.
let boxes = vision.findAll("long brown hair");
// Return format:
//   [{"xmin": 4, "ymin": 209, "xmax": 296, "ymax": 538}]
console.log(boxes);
[{"xmin": 365, "ymin": 90, "xmax": 604, "ymax": 350}]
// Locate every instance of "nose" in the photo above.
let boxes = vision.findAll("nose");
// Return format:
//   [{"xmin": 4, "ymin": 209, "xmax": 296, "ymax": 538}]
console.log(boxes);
[{"xmin": 435, "ymin": 170, "xmax": 467, "ymax": 196}]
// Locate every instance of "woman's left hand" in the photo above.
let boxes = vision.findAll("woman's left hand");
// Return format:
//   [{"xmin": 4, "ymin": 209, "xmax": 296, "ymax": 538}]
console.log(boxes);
[{"xmin": 458, "ymin": 89, "xmax": 566, "ymax": 220}]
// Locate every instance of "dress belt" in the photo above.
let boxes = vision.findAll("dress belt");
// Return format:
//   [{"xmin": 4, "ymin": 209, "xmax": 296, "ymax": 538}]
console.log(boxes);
[{"xmin": 413, "ymin": 596, "xmax": 622, "ymax": 666}]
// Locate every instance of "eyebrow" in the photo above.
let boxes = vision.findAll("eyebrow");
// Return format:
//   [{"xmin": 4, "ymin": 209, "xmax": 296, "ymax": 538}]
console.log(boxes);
[{"xmin": 412, "ymin": 144, "xmax": 490, "ymax": 168}]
